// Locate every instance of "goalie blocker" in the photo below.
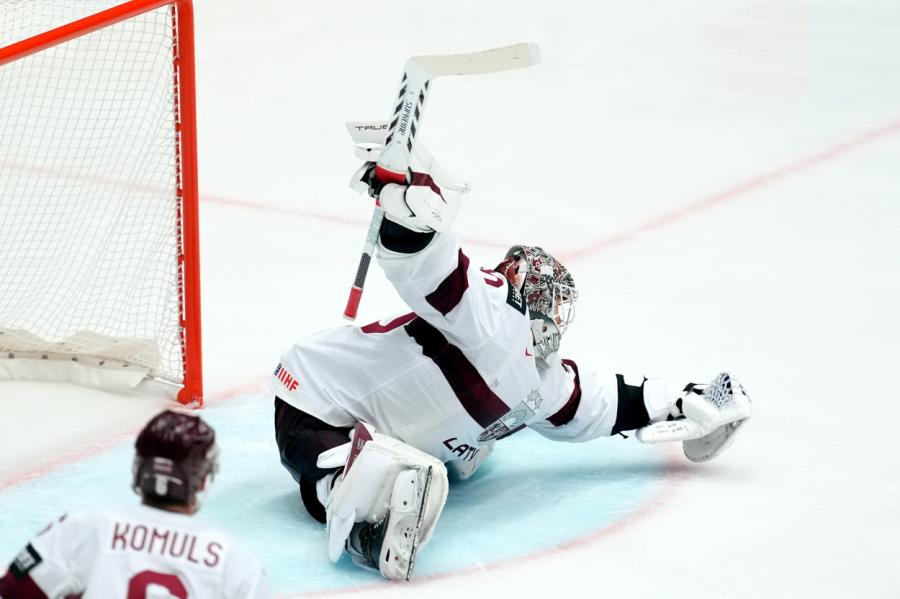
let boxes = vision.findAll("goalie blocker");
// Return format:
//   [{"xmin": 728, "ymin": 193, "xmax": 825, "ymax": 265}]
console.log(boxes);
[{"xmin": 317, "ymin": 423, "xmax": 449, "ymax": 581}]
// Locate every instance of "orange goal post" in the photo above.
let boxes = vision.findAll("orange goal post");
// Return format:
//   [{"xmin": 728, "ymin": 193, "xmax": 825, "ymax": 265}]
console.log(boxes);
[{"xmin": 0, "ymin": 0, "xmax": 203, "ymax": 405}]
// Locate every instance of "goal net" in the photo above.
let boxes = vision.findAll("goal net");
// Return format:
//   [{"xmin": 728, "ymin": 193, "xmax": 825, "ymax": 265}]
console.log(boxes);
[{"xmin": 0, "ymin": 0, "xmax": 203, "ymax": 405}]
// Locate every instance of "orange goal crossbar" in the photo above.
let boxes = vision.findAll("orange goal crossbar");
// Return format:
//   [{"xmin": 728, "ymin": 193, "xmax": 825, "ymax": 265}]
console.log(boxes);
[{"xmin": 1, "ymin": 0, "xmax": 172, "ymax": 66}]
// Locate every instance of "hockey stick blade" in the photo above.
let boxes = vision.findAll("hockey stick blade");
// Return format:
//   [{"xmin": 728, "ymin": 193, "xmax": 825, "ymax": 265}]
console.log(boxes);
[
  {"xmin": 410, "ymin": 42, "xmax": 541, "ymax": 77},
  {"xmin": 377, "ymin": 42, "xmax": 541, "ymax": 176}
]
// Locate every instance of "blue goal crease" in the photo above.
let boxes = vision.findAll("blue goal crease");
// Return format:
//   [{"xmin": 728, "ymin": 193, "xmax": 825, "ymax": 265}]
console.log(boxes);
[{"xmin": 0, "ymin": 393, "xmax": 667, "ymax": 594}]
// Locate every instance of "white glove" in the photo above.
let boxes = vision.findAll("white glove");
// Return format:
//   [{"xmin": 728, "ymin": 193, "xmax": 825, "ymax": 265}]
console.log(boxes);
[
  {"xmin": 349, "ymin": 145, "xmax": 468, "ymax": 233},
  {"xmin": 380, "ymin": 180, "xmax": 459, "ymax": 233},
  {"xmin": 635, "ymin": 373, "xmax": 752, "ymax": 444}
]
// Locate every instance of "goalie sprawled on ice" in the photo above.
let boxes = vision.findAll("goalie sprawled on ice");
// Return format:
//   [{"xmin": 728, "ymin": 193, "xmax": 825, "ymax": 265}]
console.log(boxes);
[{"xmin": 270, "ymin": 142, "xmax": 753, "ymax": 580}]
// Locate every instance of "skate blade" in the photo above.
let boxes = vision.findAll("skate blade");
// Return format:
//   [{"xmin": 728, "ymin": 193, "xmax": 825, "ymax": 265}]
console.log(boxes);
[{"xmin": 404, "ymin": 465, "xmax": 433, "ymax": 580}]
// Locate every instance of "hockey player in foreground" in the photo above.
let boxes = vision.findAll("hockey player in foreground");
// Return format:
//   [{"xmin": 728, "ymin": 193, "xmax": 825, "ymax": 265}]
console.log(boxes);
[
  {"xmin": 272, "ymin": 148, "xmax": 753, "ymax": 581},
  {"xmin": 0, "ymin": 410, "xmax": 273, "ymax": 599}
]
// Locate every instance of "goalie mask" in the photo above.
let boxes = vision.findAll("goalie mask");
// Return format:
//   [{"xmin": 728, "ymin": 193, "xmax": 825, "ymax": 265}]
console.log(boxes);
[
  {"xmin": 497, "ymin": 245, "xmax": 577, "ymax": 359},
  {"xmin": 132, "ymin": 410, "xmax": 219, "ymax": 508}
]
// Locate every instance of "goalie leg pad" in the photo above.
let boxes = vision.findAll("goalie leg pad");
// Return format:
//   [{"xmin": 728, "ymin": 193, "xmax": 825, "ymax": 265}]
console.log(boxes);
[
  {"xmin": 325, "ymin": 424, "xmax": 449, "ymax": 580},
  {"xmin": 348, "ymin": 465, "xmax": 443, "ymax": 580}
]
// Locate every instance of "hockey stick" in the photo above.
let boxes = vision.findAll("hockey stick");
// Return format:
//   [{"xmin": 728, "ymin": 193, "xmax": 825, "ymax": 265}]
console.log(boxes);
[{"xmin": 342, "ymin": 42, "xmax": 541, "ymax": 320}]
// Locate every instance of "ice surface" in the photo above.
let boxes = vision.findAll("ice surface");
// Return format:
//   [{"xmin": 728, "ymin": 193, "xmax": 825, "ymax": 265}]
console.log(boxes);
[{"xmin": 2, "ymin": 0, "xmax": 899, "ymax": 597}]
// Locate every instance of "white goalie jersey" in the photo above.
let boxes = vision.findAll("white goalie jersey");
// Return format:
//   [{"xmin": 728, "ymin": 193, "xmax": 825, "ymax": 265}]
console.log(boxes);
[
  {"xmin": 1, "ymin": 504, "xmax": 272, "ymax": 599},
  {"xmin": 274, "ymin": 231, "xmax": 674, "ymax": 467}
]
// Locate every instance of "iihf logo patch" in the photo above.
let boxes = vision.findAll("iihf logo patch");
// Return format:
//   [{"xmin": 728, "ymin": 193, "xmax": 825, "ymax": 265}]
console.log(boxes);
[{"xmin": 274, "ymin": 362, "xmax": 299, "ymax": 392}]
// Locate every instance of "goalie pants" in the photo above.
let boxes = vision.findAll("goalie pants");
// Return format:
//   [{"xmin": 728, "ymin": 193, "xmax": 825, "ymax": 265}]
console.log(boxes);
[{"xmin": 274, "ymin": 397, "xmax": 351, "ymax": 524}]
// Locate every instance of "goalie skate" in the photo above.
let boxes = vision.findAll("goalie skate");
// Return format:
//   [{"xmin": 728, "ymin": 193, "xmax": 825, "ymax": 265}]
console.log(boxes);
[
  {"xmin": 323, "ymin": 423, "xmax": 448, "ymax": 580},
  {"xmin": 347, "ymin": 465, "xmax": 434, "ymax": 580},
  {"xmin": 681, "ymin": 372, "xmax": 752, "ymax": 462}
]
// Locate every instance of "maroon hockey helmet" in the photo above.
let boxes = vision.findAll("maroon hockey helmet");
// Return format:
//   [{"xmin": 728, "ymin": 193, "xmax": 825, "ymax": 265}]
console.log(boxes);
[
  {"xmin": 497, "ymin": 245, "xmax": 577, "ymax": 357},
  {"xmin": 132, "ymin": 410, "xmax": 219, "ymax": 506}
]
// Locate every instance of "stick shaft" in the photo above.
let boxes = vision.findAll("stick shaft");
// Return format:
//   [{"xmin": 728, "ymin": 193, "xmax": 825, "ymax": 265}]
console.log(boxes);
[{"xmin": 343, "ymin": 207, "xmax": 385, "ymax": 320}]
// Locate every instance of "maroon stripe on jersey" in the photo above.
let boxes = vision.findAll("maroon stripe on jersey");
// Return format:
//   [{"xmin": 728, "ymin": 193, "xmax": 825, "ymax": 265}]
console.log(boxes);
[
  {"xmin": 405, "ymin": 318, "xmax": 509, "ymax": 427},
  {"xmin": 361, "ymin": 312, "xmax": 416, "ymax": 334},
  {"xmin": 410, "ymin": 171, "xmax": 444, "ymax": 199},
  {"xmin": 0, "ymin": 571, "xmax": 50, "ymax": 599},
  {"xmin": 425, "ymin": 249, "xmax": 470, "ymax": 316},
  {"xmin": 547, "ymin": 359, "xmax": 582, "ymax": 427}
]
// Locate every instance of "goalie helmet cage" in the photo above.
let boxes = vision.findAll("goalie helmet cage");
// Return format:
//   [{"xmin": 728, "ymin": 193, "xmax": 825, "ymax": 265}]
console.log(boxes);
[{"xmin": 0, "ymin": 0, "xmax": 203, "ymax": 405}]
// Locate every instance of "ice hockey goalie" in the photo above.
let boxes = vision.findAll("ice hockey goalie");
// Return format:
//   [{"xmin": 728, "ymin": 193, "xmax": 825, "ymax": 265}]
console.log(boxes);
[{"xmin": 270, "ymin": 145, "xmax": 752, "ymax": 580}]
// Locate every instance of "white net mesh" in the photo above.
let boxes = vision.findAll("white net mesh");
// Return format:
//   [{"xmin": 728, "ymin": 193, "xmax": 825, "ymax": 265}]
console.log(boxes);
[
  {"xmin": 0, "ymin": 0, "xmax": 124, "ymax": 46},
  {"xmin": 0, "ymin": 0, "xmax": 187, "ymax": 386}
]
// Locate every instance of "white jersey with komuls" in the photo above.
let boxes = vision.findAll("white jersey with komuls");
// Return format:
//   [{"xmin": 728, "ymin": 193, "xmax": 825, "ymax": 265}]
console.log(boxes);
[
  {"xmin": 1, "ymin": 504, "xmax": 272, "ymax": 599},
  {"xmin": 274, "ymin": 231, "xmax": 653, "ymax": 467}
]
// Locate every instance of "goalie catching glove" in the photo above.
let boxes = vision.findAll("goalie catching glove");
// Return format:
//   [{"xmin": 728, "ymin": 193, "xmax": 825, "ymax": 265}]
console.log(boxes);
[
  {"xmin": 350, "ymin": 145, "xmax": 468, "ymax": 234},
  {"xmin": 636, "ymin": 371, "xmax": 752, "ymax": 462}
]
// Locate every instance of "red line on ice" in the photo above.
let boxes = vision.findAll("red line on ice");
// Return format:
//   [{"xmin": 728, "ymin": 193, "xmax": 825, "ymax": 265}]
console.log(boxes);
[
  {"xmin": 200, "ymin": 193, "xmax": 512, "ymax": 250},
  {"xmin": 202, "ymin": 117, "xmax": 900, "ymax": 263},
  {"xmin": 558, "ymin": 117, "xmax": 900, "ymax": 263}
]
